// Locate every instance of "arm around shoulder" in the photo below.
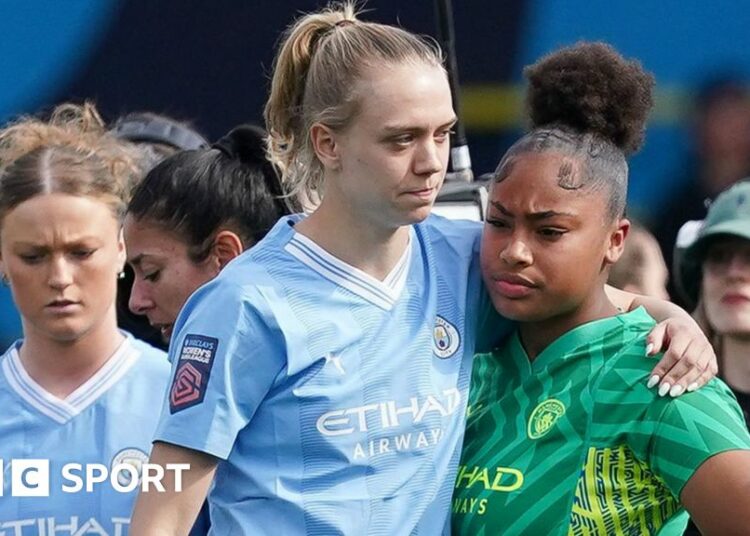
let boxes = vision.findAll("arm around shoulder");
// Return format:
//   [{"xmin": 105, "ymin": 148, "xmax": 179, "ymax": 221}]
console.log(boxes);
[{"xmin": 129, "ymin": 442, "xmax": 218, "ymax": 536}]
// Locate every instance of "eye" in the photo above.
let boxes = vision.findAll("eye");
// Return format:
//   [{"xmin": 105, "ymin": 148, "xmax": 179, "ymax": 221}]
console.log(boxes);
[
  {"xmin": 434, "ymin": 129, "xmax": 454, "ymax": 143},
  {"xmin": 71, "ymin": 249, "xmax": 96, "ymax": 260},
  {"xmin": 486, "ymin": 218, "xmax": 510, "ymax": 229},
  {"xmin": 144, "ymin": 270, "xmax": 161, "ymax": 283},
  {"xmin": 538, "ymin": 228, "xmax": 566, "ymax": 240},
  {"xmin": 19, "ymin": 253, "xmax": 44, "ymax": 264},
  {"xmin": 391, "ymin": 134, "xmax": 414, "ymax": 146}
]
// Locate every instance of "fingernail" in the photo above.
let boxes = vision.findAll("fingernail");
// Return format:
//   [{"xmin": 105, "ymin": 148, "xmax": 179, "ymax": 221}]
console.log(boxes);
[
  {"xmin": 669, "ymin": 384, "xmax": 685, "ymax": 397},
  {"xmin": 658, "ymin": 383, "xmax": 671, "ymax": 397},
  {"xmin": 687, "ymin": 382, "xmax": 699, "ymax": 392},
  {"xmin": 645, "ymin": 343, "xmax": 654, "ymax": 355},
  {"xmin": 647, "ymin": 375, "xmax": 660, "ymax": 389}
]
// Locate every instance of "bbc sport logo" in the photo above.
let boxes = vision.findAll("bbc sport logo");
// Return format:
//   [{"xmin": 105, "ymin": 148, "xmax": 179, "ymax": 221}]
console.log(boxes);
[{"xmin": 0, "ymin": 459, "xmax": 189, "ymax": 496}]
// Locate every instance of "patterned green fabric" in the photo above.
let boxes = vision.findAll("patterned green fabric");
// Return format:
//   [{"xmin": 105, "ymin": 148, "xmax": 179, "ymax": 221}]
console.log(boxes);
[{"xmin": 452, "ymin": 308, "xmax": 750, "ymax": 535}]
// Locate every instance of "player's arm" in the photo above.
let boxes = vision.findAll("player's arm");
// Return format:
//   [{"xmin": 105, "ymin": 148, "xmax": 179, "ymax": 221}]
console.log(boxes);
[
  {"xmin": 605, "ymin": 285, "xmax": 716, "ymax": 394},
  {"xmin": 130, "ymin": 442, "xmax": 217, "ymax": 536},
  {"xmin": 680, "ymin": 450, "xmax": 750, "ymax": 535}
]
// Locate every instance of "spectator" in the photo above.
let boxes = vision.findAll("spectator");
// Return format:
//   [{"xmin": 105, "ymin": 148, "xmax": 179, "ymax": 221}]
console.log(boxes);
[
  {"xmin": 609, "ymin": 221, "xmax": 669, "ymax": 300},
  {"xmin": 654, "ymin": 76, "xmax": 750, "ymax": 302}
]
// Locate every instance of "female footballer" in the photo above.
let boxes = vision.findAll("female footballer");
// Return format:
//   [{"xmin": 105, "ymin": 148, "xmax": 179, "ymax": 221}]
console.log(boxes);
[
  {"xmin": 124, "ymin": 124, "xmax": 294, "ymax": 344},
  {"xmin": 453, "ymin": 42, "xmax": 750, "ymax": 535},
  {"xmin": 132, "ymin": 6, "xmax": 718, "ymax": 534},
  {"xmin": 0, "ymin": 103, "xmax": 171, "ymax": 530}
]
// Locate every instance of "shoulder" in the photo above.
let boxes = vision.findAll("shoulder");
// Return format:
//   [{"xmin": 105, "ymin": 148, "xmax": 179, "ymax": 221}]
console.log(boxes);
[
  {"xmin": 594, "ymin": 308, "xmax": 660, "ymax": 387},
  {"xmin": 418, "ymin": 214, "xmax": 482, "ymax": 249},
  {"xmin": 129, "ymin": 337, "xmax": 170, "ymax": 374}
]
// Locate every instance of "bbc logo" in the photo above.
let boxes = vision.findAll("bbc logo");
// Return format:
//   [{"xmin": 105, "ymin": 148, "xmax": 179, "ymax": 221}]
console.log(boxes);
[{"xmin": 0, "ymin": 459, "xmax": 50, "ymax": 497}]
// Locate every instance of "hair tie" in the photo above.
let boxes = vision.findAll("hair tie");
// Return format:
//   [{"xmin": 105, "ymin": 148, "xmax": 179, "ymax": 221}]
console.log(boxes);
[{"xmin": 212, "ymin": 136, "xmax": 235, "ymax": 159}]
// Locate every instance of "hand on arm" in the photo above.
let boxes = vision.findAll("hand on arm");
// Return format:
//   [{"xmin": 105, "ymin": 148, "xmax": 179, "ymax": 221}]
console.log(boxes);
[
  {"xmin": 129, "ymin": 442, "xmax": 218, "ymax": 536},
  {"xmin": 605, "ymin": 285, "xmax": 717, "ymax": 395}
]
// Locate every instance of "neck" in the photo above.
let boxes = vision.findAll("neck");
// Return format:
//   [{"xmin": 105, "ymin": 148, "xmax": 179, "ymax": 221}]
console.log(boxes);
[
  {"xmin": 720, "ymin": 336, "xmax": 750, "ymax": 393},
  {"xmin": 18, "ymin": 307, "xmax": 124, "ymax": 399},
  {"xmin": 518, "ymin": 288, "xmax": 618, "ymax": 361},
  {"xmin": 295, "ymin": 195, "xmax": 411, "ymax": 281}
]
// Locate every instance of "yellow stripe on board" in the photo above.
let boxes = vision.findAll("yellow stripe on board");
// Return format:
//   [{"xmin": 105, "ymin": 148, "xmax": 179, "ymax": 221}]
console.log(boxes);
[{"xmin": 460, "ymin": 85, "xmax": 691, "ymax": 131}]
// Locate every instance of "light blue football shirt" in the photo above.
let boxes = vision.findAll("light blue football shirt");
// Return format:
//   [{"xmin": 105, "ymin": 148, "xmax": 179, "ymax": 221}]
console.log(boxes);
[
  {"xmin": 0, "ymin": 334, "xmax": 171, "ymax": 534},
  {"xmin": 155, "ymin": 214, "xmax": 505, "ymax": 535}
]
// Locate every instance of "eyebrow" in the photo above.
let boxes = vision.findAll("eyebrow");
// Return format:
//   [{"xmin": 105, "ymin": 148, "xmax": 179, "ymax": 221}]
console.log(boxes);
[
  {"xmin": 382, "ymin": 116, "xmax": 458, "ymax": 134},
  {"xmin": 128, "ymin": 253, "xmax": 164, "ymax": 268},
  {"xmin": 12, "ymin": 237, "xmax": 102, "ymax": 249},
  {"xmin": 489, "ymin": 201, "xmax": 576, "ymax": 220}
]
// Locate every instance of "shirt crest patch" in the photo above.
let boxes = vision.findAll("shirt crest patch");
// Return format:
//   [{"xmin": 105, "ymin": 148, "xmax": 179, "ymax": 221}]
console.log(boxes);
[
  {"xmin": 433, "ymin": 316, "xmax": 460, "ymax": 359},
  {"xmin": 527, "ymin": 399, "xmax": 566, "ymax": 439}
]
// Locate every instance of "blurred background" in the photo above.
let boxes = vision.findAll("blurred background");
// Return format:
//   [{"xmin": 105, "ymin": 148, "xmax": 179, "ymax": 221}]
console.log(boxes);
[{"xmin": 2, "ymin": 0, "xmax": 750, "ymax": 342}]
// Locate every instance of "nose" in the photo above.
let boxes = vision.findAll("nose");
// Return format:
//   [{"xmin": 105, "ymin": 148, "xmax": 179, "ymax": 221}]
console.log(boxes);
[
  {"xmin": 413, "ymin": 139, "xmax": 444, "ymax": 177},
  {"xmin": 726, "ymin": 252, "xmax": 750, "ymax": 280},
  {"xmin": 129, "ymin": 277, "xmax": 154, "ymax": 315},
  {"xmin": 47, "ymin": 256, "xmax": 74, "ymax": 290},
  {"xmin": 499, "ymin": 236, "xmax": 533, "ymax": 267}
]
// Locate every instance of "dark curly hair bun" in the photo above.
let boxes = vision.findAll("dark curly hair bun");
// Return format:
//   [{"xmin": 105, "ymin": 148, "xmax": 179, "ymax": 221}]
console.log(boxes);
[{"xmin": 524, "ymin": 41, "xmax": 654, "ymax": 155}]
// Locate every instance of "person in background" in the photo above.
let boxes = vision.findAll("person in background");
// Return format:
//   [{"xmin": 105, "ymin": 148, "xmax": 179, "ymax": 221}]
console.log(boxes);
[
  {"xmin": 677, "ymin": 181, "xmax": 750, "ymax": 425},
  {"xmin": 608, "ymin": 220, "xmax": 669, "ymax": 300},
  {"xmin": 655, "ymin": 76, "xmax": 750, "ymax": 302},
  {"xmin": 125, "ymin": 123, "xmax": 294, "ymax": 346},
  {"xmin": 0, "ymin": 103, "xmax": 171, "ymax": 531},
  {"xmin": 111, "ymin": 112, "xmax": 210, "ymax": 349}
]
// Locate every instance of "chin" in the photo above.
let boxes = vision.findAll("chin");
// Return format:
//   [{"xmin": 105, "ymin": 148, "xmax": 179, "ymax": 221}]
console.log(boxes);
[
  {"xmin": 36, "ymin": 318, "xmax": 98, "ymax": 344},
  {"xmin": 490, "ymin": 296, "xmax": 537, "ymax": 322},
  {"xmin": 405, "ymin": 206, "xmax": 434, "ymax": 225},
  {"xmin": 715, "ymin": 319, "xmax": 750, "ymax": 338}
]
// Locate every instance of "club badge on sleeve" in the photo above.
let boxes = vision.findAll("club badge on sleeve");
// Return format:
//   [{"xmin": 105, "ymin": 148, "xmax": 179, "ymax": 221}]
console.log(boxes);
[{"xmin": 169, "ymin": 334, "xmax": 218, "ymax": 414}]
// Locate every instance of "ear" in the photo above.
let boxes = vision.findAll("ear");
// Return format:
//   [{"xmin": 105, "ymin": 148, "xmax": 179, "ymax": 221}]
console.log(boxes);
[
  {"xmin": 211, "ymin": 230, "xmax": 244, "ymax": 270},
  {"xmin": 604, "ymin": 217, "xmax": 630, "ymax": 266},
  {"xmin": 117, "ymin": 228, "xmax": 127, "ymax": 273},
  {"xmin": 309, "ymin": 122, "xmax": 341, "ymax": 171}
]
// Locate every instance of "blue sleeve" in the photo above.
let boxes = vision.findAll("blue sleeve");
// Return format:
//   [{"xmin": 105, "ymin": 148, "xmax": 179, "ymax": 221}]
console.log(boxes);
[{"xmin": 153, "ymin": 277, "xmax": 285, "ymax": 459}]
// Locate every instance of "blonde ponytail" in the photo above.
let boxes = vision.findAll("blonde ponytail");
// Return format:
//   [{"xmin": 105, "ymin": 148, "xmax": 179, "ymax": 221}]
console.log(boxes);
[{"xmin": 264, "ymin": 2, "xmax": 443, "ymax": 203}]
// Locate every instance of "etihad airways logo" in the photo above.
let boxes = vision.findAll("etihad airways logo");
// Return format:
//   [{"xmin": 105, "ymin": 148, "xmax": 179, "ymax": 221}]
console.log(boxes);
[{"xmin": 316, "ymin": 388, "xmax": 462, "ymax": 436}]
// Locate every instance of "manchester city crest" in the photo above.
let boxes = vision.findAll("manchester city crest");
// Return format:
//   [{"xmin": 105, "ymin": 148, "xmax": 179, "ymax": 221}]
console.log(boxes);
[
  {"xmin": 111, "ymin": 448, "xmax": 149, "ymax": 487},
  {"xmin": 527, "ymin": 399, "xmax": 566, "ymax": 439},
  {"xmin": 433, "ymin": 316, "xmax": 460, "ymax": 359}
]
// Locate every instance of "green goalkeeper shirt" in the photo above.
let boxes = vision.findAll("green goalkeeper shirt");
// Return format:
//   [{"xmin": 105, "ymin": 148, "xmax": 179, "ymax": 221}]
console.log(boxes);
[{"xmin": 452, "ymin": 307, "xmax": 750, "ymax": 535}]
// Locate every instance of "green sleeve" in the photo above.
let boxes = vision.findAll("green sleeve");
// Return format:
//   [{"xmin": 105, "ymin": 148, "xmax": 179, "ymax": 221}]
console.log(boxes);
[{"xmin": 649, "ymin": 379, "xmax": 750, "ymax": 497}]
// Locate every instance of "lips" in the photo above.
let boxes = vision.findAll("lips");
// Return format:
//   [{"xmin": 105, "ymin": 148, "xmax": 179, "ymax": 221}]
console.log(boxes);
[
  {"xmin": 45, "ymin": 299, "xmax": 81, "ymax": 313},
  {"xmin": 721, "ymin": 293, "xmax": 750, "ymax": 305},
  {"xmin": 160, "ymin": 325, "xmax": 174, "ymax": 340},
  {"xmin": 404, "ymin": 186, "xmax": 437, "ymax": 199},
  {"xmin": 150, "ymin": 322, "xmax": 174, "ymax": 341},
  {"xmin": 491, "ymin": 274, "xmax": 538, "ymax": 299}
]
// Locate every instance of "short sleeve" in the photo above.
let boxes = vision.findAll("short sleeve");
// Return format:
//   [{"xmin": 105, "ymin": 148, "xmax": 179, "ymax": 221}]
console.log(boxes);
[
  {"xmin": 153, "ymin": 277, "xmax": 285, "ymax": 459},
  {"xmin": 649, "ymin": 379, "xmax": 750, "ymax": 497}
]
